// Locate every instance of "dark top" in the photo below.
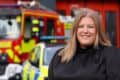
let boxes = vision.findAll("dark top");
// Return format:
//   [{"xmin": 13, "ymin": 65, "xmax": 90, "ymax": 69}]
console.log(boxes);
[{"xmin": 48, "ymin": 46, "xmax": 120, "ymax": 80}]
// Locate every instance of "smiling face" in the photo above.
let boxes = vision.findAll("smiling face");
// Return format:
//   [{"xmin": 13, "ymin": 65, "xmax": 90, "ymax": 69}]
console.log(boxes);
[{"xmin": 76, "ymin": 16, "xmax": 97, "ymax": 48}]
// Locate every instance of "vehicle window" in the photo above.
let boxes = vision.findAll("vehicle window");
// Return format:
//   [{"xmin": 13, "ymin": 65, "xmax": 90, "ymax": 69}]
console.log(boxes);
[
  {"xmin": 46, "ymin": 18, "xmax": 55, "ymax": 36},
  {"xmin": 43, "ymin": 47, "xmax": 61, "ymax": 65},
  {"xmin": 24, "ymin": 16, "xmax": 33, "ymax": 38},
  {"xmin": 29, "ymin": 47, "xmax": 40, "ymax": 67},
  {"xmin": 38, "ymin": 17, "xmax": 44, "ymax": 37},
  {"xmin": 0, "ymin": 18, "xmax": 20, "ymax": 39}
]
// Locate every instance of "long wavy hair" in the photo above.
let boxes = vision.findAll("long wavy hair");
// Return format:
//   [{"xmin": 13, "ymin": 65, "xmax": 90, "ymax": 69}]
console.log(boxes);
[{"xmin": 58, "ymin": 8, "xmax": 112, "ymax": 63}]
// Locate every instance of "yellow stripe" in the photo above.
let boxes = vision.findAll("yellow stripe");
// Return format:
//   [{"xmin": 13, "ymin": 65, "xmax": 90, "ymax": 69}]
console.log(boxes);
[
  {"xmin": 23, "ymin": 70, "xmax": 28, "ymax": 80},
  {"xmin": 37, "ymin": 75, "xmax": 43, "ymax": 80},
  {"xmin": 23, "ymin": 61, "xmax": 31, "ymax": 80},
  {"xmin": 14, "ymin": 55, "xmax": 20, "ymax": 63},
  {"xmin": 0, "ymin": 42, "xmax": 11, "ymax": 48},
  {"xmin": 21, "ymin": 39, "xmax": 36, "ymax": 53},
  {"xmin": 29, "ymin": 69, "xmax": 35, "ymax": 80},
  {"xmin": 6, "ymin": 49, "xmax": 14, "ymax": 59},
  {"xmin": 14, "ymin": 45, "xmax": 22, "ymax": 54},
  {"xmin": 14, "ymin": 45, "xmax": 20, "ymax": 51},
  {"xmin": 6, "ymin": 49, "xmax": 21, "ymax": 63}
]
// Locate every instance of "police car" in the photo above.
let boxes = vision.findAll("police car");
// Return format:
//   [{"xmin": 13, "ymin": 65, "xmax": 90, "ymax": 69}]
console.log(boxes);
[{"xmin": 22, "ymin": 36, "xmax": 66, "ymax": 80}]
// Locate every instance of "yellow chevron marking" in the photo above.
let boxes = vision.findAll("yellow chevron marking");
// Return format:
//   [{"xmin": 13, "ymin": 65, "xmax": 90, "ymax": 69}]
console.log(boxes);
[
  {"xmin": 0, "ymin": 42, "xmax": 11, "ymax": 48},
  {"xmin": 6, "ymin": 49, "xmax": 21, "ymax": 63},
  {"xmin": 14, "ymin": 55, "xmax": 20, "ymax": 63},
  {"xmin": 6, "ymin": 49, "xmax": 14, "ymax": 59}
]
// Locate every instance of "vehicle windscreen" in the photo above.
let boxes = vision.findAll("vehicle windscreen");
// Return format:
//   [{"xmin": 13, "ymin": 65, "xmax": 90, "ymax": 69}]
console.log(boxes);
[
  {"xmin": 0, "ymin": 18, "xmax": 20, "ymax": 39},
  {"xmin": 0, "ymin": 8, "xmax": 21, "ymax": 39}
]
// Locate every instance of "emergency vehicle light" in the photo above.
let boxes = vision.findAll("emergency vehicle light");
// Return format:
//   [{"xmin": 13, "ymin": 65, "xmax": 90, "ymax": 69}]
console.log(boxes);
[
  {"xmin": 0, "ymin": 4, "xmax": 21, "ymax": 7},
  {"xmin": 32, "ymin": 19, "xmax": 39, "ymax": 24},
  {"xmin": 40, "ymin": 36, "xmax": 69, "ymax": 40}
]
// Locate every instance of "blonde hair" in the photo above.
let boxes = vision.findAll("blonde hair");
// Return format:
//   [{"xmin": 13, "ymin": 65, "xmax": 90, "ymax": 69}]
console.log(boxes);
[{"xmin": 59, "ymin": 8, "xmax": 112, "ymax": 63}]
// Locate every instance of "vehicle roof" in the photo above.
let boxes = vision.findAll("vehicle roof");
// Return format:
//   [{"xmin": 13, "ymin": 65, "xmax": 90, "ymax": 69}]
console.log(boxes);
[{"xmin": 23, "ymin": 9, "xmax": 58, "ymax": 18}]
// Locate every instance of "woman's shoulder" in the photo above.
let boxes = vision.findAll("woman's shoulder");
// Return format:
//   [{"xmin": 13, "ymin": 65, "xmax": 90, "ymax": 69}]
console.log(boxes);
[
  {"xmin": 102, "ymin": 46, "xmax": 120, "ymax": 60},
  {"xmin": 102, "ymin": 46, "xmax": 120, "ymax": 53},
  {"xmin": 50, "ymin": 48, "xmax": 63, "ymax": 64},
  {"xmin": 103, "ymin": 46, "xmax": 120, "ymax": 76},
  {"xmin": 54, "ymin": 48, "xmax": 63, "ymax": 58}
]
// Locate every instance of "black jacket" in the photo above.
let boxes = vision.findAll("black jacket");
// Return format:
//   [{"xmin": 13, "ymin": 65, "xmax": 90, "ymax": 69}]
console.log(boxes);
[{"xmin": 48, "ymin": 46, "xmax": 120, "ymax": 80}]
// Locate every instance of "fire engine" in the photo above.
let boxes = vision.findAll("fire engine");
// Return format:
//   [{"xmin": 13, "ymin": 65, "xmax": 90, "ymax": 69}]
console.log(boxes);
[
  {"xmin": 0, "ymin": 4, "xmax": 65, "ymax": 64},
  {"xmin": 0, "ymin": 3, "xmax": 65, "ymax": 80},
  {"xmin": 0, "ymin": 4, "xmax": 23, "ymax": 63}
]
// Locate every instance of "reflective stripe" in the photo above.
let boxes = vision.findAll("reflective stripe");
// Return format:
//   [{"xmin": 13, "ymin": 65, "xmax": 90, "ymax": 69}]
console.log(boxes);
[
  {"xmin": 21, "ymin": 39, "xmax": 36, "ymax": 52},
  {"xmin": 14, "ymin": 45, "xmax": 20, "ymax": 51},
  {"xmin": 14, "ymin": 45, "xmax": 22, "ymax": 54},
  {"xmin": 6, "ymin": 49, "xmax": 21, "ymax": 63},
  {"xmin": 28, "ymin": 66, "xmax": 40, "ymax": 80},
  {"xmin": 29, "ymin": 69, "xmax": 35, "ymax": 80},
  {"xmin": 14, "ymin": 55, "xmax": 20, "ymax": 63},
  {"xmin": 6, "ymin": 49, "xmax": 14, "ymax": 59},
  {"xmin": 34, "ymin": 69, "xmax": 40, "ymax": 80},
  {"xmin": 24, "ymin": 12, "xmax": 58, "ymax": 18},
  {"xmin": 0, "ymin": 41, "xmax": 11, "ymax": 48},
  {"xmin": 23, "ymin": 61, "xmax": 31, "ymax": 80},
  {"xmin": 22, "ymin": 61, "xmax": 40, "ymax": 80}
]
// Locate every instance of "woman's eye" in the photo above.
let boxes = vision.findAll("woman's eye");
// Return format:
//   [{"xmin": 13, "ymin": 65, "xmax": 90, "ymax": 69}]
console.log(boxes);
[
  {"xmin": 78, "ymin": 25, "xmax": 83, "ymax": 28},
  {"xmin": 78, "ymin": 25, "xmax": 95, "ymax": 29},
  {"xmin": 88, "ymin": 25, "xmax": 95, "ymax": 28}
]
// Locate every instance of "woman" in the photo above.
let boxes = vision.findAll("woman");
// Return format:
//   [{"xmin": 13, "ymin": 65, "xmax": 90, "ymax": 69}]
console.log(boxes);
[{"xmin": 48, "ymin": 8, "xmax": 120, "ymax": 80}]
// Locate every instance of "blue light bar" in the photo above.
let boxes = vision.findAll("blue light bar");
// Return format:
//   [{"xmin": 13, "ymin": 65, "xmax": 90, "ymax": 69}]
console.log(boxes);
[
  {"xmin": 0, "ymin": 4, "xmax": 21, "ymax": 7},
  {"xmin": 40, "ymin": 36, "xmax": 70, "ymax": 40}
]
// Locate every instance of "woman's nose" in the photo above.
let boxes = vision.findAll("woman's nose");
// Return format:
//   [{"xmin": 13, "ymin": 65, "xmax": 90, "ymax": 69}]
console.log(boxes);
[{"xmin": 83, "ymin": 26, "xmax": 88, "ymax": 32}]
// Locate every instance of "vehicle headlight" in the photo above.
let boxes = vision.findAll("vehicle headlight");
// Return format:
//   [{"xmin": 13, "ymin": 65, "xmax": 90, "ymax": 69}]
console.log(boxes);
[
  {"xmin": 7, "ymin": 64, "xmax": 22, "ymax": 78},
  {"xmin": 0, "ymin": 53, "xmax": 8, "ymax": 64},
  {"xmin": 1, "ymin": 55, "xmax": 7, "ymax": 61}
]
